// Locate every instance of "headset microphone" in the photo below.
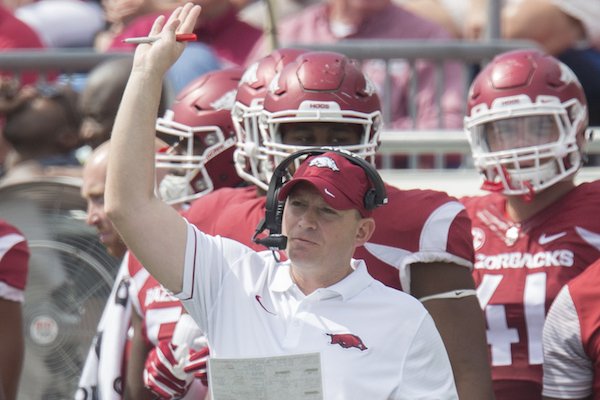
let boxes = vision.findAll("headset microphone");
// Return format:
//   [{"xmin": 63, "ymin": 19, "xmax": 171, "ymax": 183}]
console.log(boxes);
[
  {"xmin": 253, "ymin": 233, "xmax": 288, "ymax": 250},
  {"xmin": 252, "ymin": 216, "xmax": 288, "ymax": 250}
]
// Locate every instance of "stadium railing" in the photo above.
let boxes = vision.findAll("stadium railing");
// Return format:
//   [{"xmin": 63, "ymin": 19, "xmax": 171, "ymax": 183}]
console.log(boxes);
[{"xmin": 1, "ymin": 43, "xmax": 598, "ymax": 197}]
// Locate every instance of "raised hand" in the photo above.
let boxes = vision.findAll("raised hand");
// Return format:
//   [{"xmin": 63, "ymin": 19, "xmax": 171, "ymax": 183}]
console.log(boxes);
[{"xmin": 130, "ymin": 2, "xmax": 201, "ymax": 78}]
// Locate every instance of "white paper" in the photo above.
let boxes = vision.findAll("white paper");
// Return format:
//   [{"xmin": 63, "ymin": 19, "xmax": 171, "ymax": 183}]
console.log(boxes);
[{"xmin": 208, "ymin": 352, "xmax": 323, "ymax": 400}]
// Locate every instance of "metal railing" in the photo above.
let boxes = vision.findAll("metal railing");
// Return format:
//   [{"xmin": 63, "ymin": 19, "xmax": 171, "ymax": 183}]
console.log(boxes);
[
  {"xmin": 4, "ymin": 43, "xmax": 597, "ymax": 179},
  {"xmin": 295, "ymin": 39, "xmax": 539, "ymax": 126}
]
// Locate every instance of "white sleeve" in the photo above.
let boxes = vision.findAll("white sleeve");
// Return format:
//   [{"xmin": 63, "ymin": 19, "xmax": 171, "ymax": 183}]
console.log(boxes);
[
  {"xmin": 174, "ymin": 222, "xmax": 252, "ymax": 333},
  {"xmin": 542, "ymin": 285, "xmax": 593, "ymax": 399},
  {"xmin": 395, "ymin": 313, "xmax": 458, "ymax": 400}
]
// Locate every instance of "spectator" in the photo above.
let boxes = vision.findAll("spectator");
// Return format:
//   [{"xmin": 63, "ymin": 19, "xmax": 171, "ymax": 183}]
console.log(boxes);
[
  {"xmin": 0, "ymin": 77, "xmax": 36, "ymax": 178},
  {"xmin": 14, "ymin": 0, "xmax": 105, "ymax": 48},
  {"xmin": 0, "ymin": 84, "xmax": 82, "ymax": 187},
  {"xmin": 0, "ymin": 218, "xmax": 29, "ymax": 400},
  {"xmin": 250, "ymin": 0, "xmax": 464, "ymax": 131},
  {"xmin": 542, "ymin": 258, "xmax": 600, "ymax": 400},
  {"xmin": 460, "ymin": 49, "xmax": 599, "ymax": 400},
  {"xmin": 94, "ymin": 0, "xmax": 183, "ymax": 51},
  {"xmin": 95, "ymin": 0, "xmax": 222, "ymax": 94},
  {"xmin": 0, "ymin": 4, "xmax": 45, "ymax": 86},
  {"xmin": 78, "ymin": 57, "xmax": 169, "ymax": 150},
  {"xmin": 238, "ymin": 0, "xmax": 321, "ymax": 32},
  {"xmin": 108, "ymin": 0, "xmax": 262, "ymax": 67},
  {"xmin": 105, "ymin": 5, "xmax": 462, "ymax": 398},
  {"xmin": 118, "ymin": 11, "xmax": 493, "ymax": 399},
  {"xmin": 398, "ymin": 0, "xmax": 600, "ymax": 125}
]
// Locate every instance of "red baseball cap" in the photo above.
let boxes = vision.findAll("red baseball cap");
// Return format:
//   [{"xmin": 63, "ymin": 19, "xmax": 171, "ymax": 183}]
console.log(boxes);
[{"xmin": 277, "ymin": 152, "xmax": 373, "ymax": 217}]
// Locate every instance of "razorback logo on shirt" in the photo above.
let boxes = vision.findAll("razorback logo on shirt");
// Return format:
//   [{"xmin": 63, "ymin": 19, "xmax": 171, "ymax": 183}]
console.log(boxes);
[
  {"xmin": 144, "ymin": 286, "xmax": 178, "ymax": 307},
  {"xmin": 326, "ymin": 333, "xmax": 368, "ymax": 351},
  {"xmin": 475, "ymin": 249, "xmax": 574, "ymax": 270}
]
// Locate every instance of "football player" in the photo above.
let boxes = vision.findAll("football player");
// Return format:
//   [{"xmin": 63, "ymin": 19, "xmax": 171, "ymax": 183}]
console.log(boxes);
[
  {"xmin": 0, "ymin": 219, "xmax": 29, "ymax": 400},
  {"xmin": 460, "ymin": 48, "xmax": 600, "ymax": 400},
  {"xmin": 542, "ymin": 258, "xmax": 600, "ymax": 400}
]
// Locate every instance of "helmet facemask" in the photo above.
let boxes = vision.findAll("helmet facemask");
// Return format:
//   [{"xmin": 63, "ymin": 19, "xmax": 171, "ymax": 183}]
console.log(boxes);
[
  {"xmin": 259, "ymin": 103, "xmax": 382, "ymax": 184},
  {"xmin": 232, "ymin": 97, "xmax": 270, "ymax": 191},
  {"xmin": 155, "ymin": 110, "xmax": 237, "ymax": 204},
  {"xmin": 464, "ymin": 49, "xmax": 589, "ymax": 199},
  {"xmin": 465, "ymin": 95, "xmax": 587, "ymax": 197}
]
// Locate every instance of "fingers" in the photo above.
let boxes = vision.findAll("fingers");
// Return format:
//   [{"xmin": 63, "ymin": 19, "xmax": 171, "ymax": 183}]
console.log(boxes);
[
  {"xmin": 148, "ymin": 3, "xmax": 200, "ymax": 41},
  {"xmin": 178, "ymin": 3, "xmax": 201, "ymax": 33},
  {"xmin": 149, "ymin": 14, "xmax": 165, "ymax": 37}
]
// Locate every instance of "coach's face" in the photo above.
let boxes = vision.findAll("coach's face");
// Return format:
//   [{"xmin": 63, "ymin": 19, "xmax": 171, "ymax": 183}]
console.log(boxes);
[{"xmin": 283, "ymin": 183, "xmax": 374, "ymax": 280}]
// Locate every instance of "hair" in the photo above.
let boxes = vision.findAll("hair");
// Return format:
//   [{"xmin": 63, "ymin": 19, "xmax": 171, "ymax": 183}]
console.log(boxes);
[{"xmin": 3, "ymin": 85, "xmax": 81, "ymax": 156}]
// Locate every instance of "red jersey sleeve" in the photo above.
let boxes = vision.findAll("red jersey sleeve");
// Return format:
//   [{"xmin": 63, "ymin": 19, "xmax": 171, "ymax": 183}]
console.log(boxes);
[{"xmin": 0, "ymin": 220, "xmax": 29, "ymax": 300}]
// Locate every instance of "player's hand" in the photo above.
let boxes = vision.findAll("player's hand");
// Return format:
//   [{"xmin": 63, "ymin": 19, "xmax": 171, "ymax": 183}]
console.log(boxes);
[
  {"xmin": 183, "ymin": 345, "xmax": 210, "ymax": 386},
  {"xmin": 143, "ymin": 340, "xmax": 193, "ymax": 399}
]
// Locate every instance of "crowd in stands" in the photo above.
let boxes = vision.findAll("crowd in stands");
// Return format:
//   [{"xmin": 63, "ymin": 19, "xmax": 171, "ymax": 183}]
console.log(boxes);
[{"xmin": 1, "ymin": 1, "xmax": 600, "ymax": 400}]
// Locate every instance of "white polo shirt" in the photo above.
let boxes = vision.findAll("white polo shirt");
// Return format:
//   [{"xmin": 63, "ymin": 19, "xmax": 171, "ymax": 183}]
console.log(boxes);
[{"xmin": 175, "ymin": 222, "xmax": 457, "ymax": 399}]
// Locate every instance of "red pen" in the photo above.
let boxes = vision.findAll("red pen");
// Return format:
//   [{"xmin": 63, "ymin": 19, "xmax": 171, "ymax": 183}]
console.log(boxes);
[{"xmin": 122, "ymin": 33, "xmax": 197, "ymax": 44}]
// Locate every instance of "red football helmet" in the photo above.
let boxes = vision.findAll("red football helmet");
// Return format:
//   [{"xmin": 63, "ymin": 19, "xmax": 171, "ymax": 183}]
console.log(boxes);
[
  {"xmin": 464, "ymin": 49, "xmax": 589, "ymax": 197},
  {"xmin": 259, "ymin": 51, "xmax": 382, "ymax": 187},
  {"xmin": 155, "ymin": 67, "xmax": 244, "ymax": 204},
  {"xmin": 231, "ymin": 48, "xmax": 308, "ymax": 190}
]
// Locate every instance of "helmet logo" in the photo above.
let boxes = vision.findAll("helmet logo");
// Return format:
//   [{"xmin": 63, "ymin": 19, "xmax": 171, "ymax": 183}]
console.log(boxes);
[
  {"xmin": 268, "ymin": 71, "xmax": 281, "ymax": 93},
  {"xmin": 364, "ymin": 75, "xmax": 377, "ymax": 96},
  {"xmin": 210, "ymin": 89, "xmax": 237, "ymax": 111},
  {"xmin": 559, "ymin": 63, "xmax": 578, "ymax": 85},
  {"xmin": 299, "ymin": 101, "xmax": 341, "ymax": 113},
  {"xmin": 240, "ymin": 62, "xmax": 259, "ymax": 86}
]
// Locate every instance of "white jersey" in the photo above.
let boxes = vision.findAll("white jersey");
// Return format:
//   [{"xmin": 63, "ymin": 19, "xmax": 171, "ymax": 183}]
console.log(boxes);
[{"xmin": 175, "ymin": 223, "xmax": 458, "ymax": 400}]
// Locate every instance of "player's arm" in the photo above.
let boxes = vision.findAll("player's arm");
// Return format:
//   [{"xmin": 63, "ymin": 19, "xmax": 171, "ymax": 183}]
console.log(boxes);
[
  {"xmin": 105, "ymin": 4, "xmax": 200, "ymax": 293},
  {"xmin": 124, "ymin": 311, "xmax": 154, "ymax": 400},
  {"xmin": 0, "ymin": 298, "xmax": 23, "ymax": 400},
  {"xmin": 411, "ymin": 262, "xmax": 494, "ymax": 400},
  {"xmin": 542, "ymin": 285, "xmax": 592, "ymax": 400}
]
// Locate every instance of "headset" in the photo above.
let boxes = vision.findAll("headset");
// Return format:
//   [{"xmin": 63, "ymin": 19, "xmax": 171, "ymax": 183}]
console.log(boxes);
[{"xmin": 252, "ymin": 147, "xmax": 388, "ymax": 251}]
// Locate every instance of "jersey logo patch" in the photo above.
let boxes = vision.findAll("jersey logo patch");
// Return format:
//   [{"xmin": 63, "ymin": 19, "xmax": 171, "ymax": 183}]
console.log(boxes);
[
  {"xmin": 255, "ymin": 295, "xmax": 276, "ymax": 315},
  {"xmin": 326, "ymin": 333, "xmax": 367, "ymax": 351},
  {"xmin": 538, "ymin": 232, "xmax": 567, "ymax": 245}
]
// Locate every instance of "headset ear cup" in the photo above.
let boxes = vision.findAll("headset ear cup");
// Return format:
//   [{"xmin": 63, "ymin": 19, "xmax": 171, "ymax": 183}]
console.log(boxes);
[
  {"xmin": 275, "ymin": 201, "xmax": 285, "ymax": 230},
  {"xmin": 273, "ymin": 188, "xmax": 284, "ymax": 234},
  {"xmin": 364, "ymin": 188, "xmax": 377, "ymax": 210}
]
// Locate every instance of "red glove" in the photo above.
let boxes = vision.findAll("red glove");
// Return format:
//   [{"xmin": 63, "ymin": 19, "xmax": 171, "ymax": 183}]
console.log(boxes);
[{"xmin": 143, "ymin": 340, "xmax": 193, "ymax": 399}]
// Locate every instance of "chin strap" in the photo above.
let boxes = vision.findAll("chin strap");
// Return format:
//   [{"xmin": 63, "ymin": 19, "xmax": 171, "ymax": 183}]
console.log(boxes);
[{"xmin": 419, "ymin": 289, "xmax": 477, "ymax": 303}]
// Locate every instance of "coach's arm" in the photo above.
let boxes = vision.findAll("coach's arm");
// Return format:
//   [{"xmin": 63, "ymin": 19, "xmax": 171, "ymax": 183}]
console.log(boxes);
[{"xmin": 105, "ymin": 4, "xmax": 201, "ymax": 293}]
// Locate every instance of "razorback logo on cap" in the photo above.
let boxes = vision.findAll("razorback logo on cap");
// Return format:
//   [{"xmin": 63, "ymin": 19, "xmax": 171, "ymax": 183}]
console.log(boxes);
[
  {"xmin": 308, "ymin": 156, "xmax": 340, "ymax": 171},
  {"xmin": 326, "ymin": 333, "xmax": 368, "ymax": 351}
]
